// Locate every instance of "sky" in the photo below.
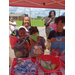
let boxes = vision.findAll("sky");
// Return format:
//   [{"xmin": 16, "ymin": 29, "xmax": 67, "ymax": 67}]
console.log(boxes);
[{"xmin": 9, "ymin": 6, "xmax": 65, "ymax": 18}]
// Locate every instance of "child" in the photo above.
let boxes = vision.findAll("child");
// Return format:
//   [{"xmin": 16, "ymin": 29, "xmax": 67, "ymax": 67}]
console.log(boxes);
[
  {"xmin": 47, "ymin": 16, "xmax": 65, "ymax": 54},
  {"xmin": 47, "ymin": 16, "xmax": 65, "ymax": 42},
  {"xmin": 13, "ymin": 28, "xmax": 29, "ymax": 58},
  {"xmin": 19, "ymin": 16, "xmax": 31, "ymax": 36},
  {"xmin": 28, "ymin": 26, "xmax": 46, "ymax": 57}
]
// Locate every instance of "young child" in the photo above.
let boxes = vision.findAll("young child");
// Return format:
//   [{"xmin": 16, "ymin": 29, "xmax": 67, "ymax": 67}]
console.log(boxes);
[
  {"xmin": 28, "ymin": 26, "xmax": 46, "ymax": 57},
  {"xmin": 47, "ymin": 16, "xmax": 65, "ymax": 54},
  {"xmin": 19, "ymin": 16, "xmax": 31, "ymax": 36},
  {"xmin": 13, "ymin": 28, "xmax": 29, "ymax": 58}
]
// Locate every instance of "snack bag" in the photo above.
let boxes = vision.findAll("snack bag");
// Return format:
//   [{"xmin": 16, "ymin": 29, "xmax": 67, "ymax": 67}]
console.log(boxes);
[
  {"xmin": 39, "ymin": 59, "xmax": 51, "ymax": 70},
  {"xmin": 51, "ymin": 36, "xmax": 65, "ymax": 56},
  {"xmin": 30, "ymin": 36, "xmax": 45, "ymax": 58},
  {"xmin": 30, "ymin": 44, "xmax": 43, "ymax": 57}
]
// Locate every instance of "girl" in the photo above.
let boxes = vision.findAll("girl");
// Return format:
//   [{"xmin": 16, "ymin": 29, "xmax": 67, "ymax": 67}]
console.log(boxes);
[
  {"xmin": 19, "ymin": 16, "xmax": 31, "ymax": 36},
  {"xmin": 28, "ymin": 27, "xmax": 46, "ymax": 58}
]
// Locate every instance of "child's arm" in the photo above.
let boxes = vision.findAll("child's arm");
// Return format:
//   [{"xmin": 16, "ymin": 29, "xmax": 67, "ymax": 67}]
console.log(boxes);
[
  {"xmin": 62, "ymin": 38, "xmax": 65, "ymax": 42},
  {"xmin": 50, "ymin": 37, "xmax": 55, "ymax": 42},
  {"xmin": 40, "ymin": 37, "xmax": 46, "ymax": 50},
  {"xmin": 47, "ymin": 39, "xmax": 50, "ymax": 50},
  {"xmin": 25, "ymin": 41, "xmax": 31, "ymax": 52},
  {"xmin": 12, "ymin": 47, "xmax": 16, "ymax": 50},
  {"xmin": 47, "ymin": 38, "xmax": 55, "ymax": 50}
]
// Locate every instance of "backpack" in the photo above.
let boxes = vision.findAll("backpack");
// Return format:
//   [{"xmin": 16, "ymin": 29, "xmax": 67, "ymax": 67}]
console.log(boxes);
[{"xmin": 11, "ymin": 29, "xmax": 19, "ymax": 37}]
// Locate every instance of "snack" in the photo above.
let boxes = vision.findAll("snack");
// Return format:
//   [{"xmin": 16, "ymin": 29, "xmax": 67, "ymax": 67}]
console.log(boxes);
[
  {"xmin": 39, "ymin": 58, "xmax": 57, "ymax": 70},
  {"xmin": 17, "ymin": 58, "xmax": 22, "ymax": 64},
  {"xmin": 40, "ymin": 59, "xmax": 51, "ymax": 70},
  {"xmin": 13, "ymin": 59, "xmax": 38, "ymax": 75},
  {"xmin": 51, "ymin": 64, "xmax": 57, "ymax": 70}
]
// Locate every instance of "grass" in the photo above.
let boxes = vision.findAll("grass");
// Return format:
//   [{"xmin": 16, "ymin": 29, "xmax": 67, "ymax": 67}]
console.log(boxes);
[
  {"xmin": 31, "ymin": 20, "xmax": 45, "ymax": 26},
  {"xmin": 15, "ymin": 21, "xmax": 23, "ymax": 27},
  {"xmin": 15, "ymin": 20, "xmax": 45, "ymax": 27}
]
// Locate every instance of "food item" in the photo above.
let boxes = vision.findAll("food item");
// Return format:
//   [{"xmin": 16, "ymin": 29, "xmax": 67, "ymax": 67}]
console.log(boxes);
[
  {"xmin": 17, "ymin": 58, "xmax": 22, "ymax": 64},
  {"xmin": 9, "ymin": 57, "xmax": 11, "ymax": 67},
  {"xmin": 51, "ymin": 64, "xmax": 57, "ymax": 70},
  {"xmin": 40, "ymin": 59, "xmax": 47, "ymax": 67},
  {"xmin": 39, "ymin": 58, "xmax": 57, "ymax": 70},
  {"xmin": 13, "ymin": 59, "xmax": 38, "ymax": 75},
  {"xmin": 40, "ymin": 59, "xmax": 51, "ymax": 70}
]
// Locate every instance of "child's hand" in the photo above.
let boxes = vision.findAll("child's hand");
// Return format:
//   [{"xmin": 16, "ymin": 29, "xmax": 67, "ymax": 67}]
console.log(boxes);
[
  {"xmin": 62, "ymin": 38, "xmax": 65, "ymax": 42},
  {"xmin": 51, "ymin": 38, "xmax": 55, "ymax": 42},
  {"xmin": 12, "ymin": 47, "xmax": 15, "ymax": 50}
]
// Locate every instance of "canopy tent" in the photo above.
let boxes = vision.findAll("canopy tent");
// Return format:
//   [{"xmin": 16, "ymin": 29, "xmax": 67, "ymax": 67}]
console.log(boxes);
[{"xmin": 9, "ymin": 0, "xmax": 65, "ymax": 9}]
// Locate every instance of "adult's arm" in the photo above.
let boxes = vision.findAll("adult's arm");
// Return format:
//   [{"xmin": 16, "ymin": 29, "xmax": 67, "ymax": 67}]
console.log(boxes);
[
  {"xmin": 44, "ymin": 17, "xmax": 53, "ymax": 26},
  {"xmin": 46, "ymin": 18, "xmax": 53, "ymax": 26},
  {"xmin": 9, "ymin": 22, "xmax": 16, "ymax": 26}
]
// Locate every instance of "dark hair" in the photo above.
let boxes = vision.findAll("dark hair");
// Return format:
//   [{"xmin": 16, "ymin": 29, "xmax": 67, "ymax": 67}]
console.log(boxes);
[
  {"xmin": 54, "ymin": 16, "xmax": 65, "ymax": 24},
  {"xmin": 24, "ymin": 16, "xmax": 30, "ymax": 20},
  {"xmin": 19, "ymin": 28, "xmax": 26, "ymax": 32},
  {"xmin": 29, "ymin": 26, "xmax": 39, "ymax": 35},
  {"xmin": 25, "ymin": 14, "xmax": 28, "ymax": 17},
  {"xmin": 48, "ymin": 10, "xmax": 56, "ymax": 18}
]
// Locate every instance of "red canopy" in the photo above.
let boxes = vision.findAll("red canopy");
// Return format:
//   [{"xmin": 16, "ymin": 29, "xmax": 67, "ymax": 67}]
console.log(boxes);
[{"xmin": 9, "ymin": 0, "xmax": 65, "ymax": 9}]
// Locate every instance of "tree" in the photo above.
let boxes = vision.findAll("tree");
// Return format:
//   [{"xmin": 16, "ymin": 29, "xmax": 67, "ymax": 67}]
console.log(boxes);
[
  {"xmin": 10, "ymin": 12, "xmax": 15, "ymax": 14},
  {"xmin": 37, "ymin": 16, "xmax": 42, "ymax": 19}
]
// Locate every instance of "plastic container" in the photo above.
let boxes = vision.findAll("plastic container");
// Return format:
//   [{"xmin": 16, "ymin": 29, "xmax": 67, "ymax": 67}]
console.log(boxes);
[
  {"xmin": 9, "ymin": 35, "xmax": 18, "ymax": 49},
  {"xmin": 11, "ymin": 58, "xmax": 38, "ymax": 75},
  {"xmin": 37, "ymin": 55, "xmax": 61, "ymax": 73},
  {"xmin": 61, "ymin": 60, "xmax": 65, "ymax": 69}
]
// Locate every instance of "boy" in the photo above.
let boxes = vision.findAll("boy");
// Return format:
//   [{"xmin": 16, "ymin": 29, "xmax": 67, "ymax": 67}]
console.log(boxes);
[
  {"xmin": 13, "ymin": 28, "xmax": 29, "ymax": 58},
  {"xmin": 47, "ymin": 16, "xmax": 65, "ymax": 50}
]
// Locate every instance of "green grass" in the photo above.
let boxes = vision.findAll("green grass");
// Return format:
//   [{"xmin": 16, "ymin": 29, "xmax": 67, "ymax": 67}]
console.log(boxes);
[
  {"xmin": 15, "ymin": 20, "xmax": 45, "ymax": 27},
  {"xmin": 31, "ymin": 20, "xmax": 45, "ymax": 26},
  {"xmin": 15, "ymin": 21, "xmax": 23, "ymax": 26}
]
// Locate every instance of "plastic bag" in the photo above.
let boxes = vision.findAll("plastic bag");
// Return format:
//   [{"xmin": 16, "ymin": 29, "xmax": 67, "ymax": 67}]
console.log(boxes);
[
  {"xmin": 51, "ymin": 36, "xmax": 65, "ymax": 56},
  {"xmin": 30, "ymin": 44, "xmax": 43, "ymax": 57}
]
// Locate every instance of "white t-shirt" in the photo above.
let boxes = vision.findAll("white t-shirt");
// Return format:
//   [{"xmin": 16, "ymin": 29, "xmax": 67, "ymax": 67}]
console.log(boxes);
[
  {"xmin": 19, "ymin": 26, "xmax": 31, "ymax": 34},
  {"xmin": 9, "ymin": 21, "xmax": 17, "ymax": 34}
]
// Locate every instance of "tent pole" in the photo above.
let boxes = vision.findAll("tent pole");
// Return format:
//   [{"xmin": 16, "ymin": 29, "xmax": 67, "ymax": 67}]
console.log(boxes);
[{"xmin": 59, "ymin": 9, "xmax": 60, "ymax": 16}]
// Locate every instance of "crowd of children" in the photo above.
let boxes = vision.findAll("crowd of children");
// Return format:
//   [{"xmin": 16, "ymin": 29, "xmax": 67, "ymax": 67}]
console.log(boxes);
[{"xmin": 10, "ymin": 16, "xmax": 65, "ymax": 59}]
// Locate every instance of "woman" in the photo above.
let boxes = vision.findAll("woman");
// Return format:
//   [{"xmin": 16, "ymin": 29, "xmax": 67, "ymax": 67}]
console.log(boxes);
[{"xmin": 44, "ymin": 10, "xmax": 56, "ymax": 49}]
